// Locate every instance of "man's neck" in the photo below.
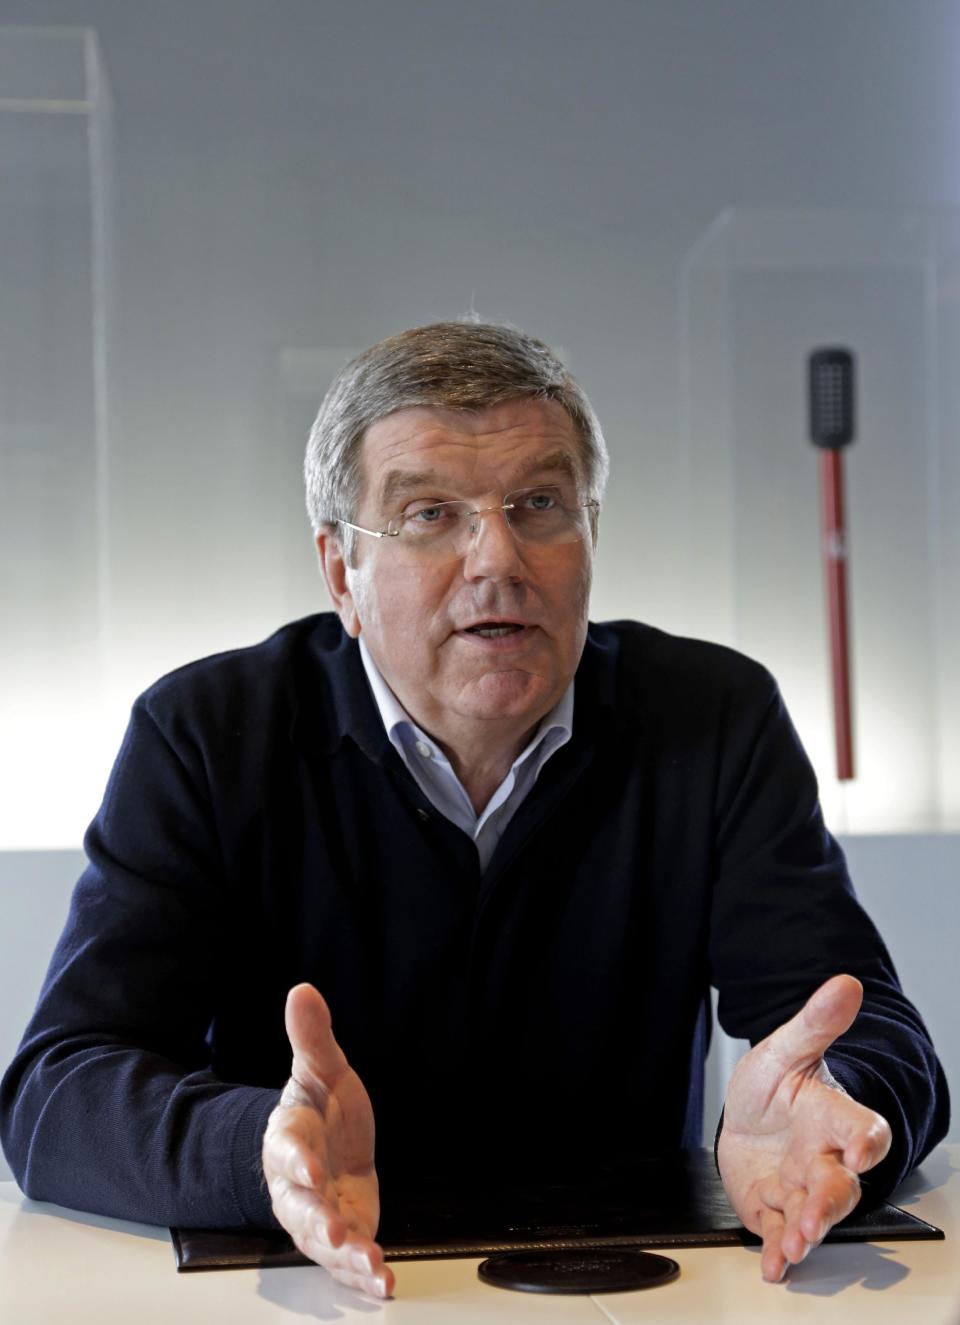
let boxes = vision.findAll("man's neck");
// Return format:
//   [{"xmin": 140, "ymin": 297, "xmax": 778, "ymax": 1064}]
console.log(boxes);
[{"xmin": 431, "ymin": 719, "xmax": 539, "ymax": 816}]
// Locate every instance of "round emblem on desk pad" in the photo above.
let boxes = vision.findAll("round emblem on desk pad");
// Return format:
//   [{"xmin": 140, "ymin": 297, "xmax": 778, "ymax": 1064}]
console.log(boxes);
[{"xmin": 477, "ymin": 1249, "xmax": 680, "ymax": 1294}]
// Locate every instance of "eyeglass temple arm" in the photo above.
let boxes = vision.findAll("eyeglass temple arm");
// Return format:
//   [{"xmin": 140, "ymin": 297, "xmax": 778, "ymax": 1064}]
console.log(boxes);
[{"xmin": 337, "ymin": 519, "xmax": 398, "ymax": 540}]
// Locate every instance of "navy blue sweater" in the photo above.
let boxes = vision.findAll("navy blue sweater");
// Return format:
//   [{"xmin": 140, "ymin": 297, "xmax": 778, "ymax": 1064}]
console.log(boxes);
[{"xmin": 0, "ymin": 616, "xmax": 948, "ymax": 1227}]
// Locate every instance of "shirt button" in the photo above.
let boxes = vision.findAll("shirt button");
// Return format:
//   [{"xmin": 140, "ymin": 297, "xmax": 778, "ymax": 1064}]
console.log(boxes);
[{"xmin": 415, "ymin": 741, "xmax": 432, "ymax": 759}]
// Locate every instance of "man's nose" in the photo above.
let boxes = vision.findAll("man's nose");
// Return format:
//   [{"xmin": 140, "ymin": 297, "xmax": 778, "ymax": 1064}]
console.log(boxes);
[{"xmin": 461, "ymin": 506, "xmax": 525, "ymax": 579}]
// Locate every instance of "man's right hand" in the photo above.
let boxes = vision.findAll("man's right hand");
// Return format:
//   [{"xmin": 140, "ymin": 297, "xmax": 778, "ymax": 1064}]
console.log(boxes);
[{"xmin": 262, "ymin": 983, "xmax": 394, "ymax": 1298}]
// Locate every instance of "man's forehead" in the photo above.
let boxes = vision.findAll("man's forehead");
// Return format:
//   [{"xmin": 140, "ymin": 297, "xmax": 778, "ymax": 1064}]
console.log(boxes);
[{"xmin": 359, "ymin": 399, "xmax": 581, "ymax": 487}]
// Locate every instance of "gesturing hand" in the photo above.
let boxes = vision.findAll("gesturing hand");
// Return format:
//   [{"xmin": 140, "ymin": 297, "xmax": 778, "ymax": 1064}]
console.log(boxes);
[
  {"xmin": 717, "ymin": 974, "xmax": 892, "ymax": 1282},
  {"xmin": 262, "ymin": 983, "xmax": 394, "ymax": 1298}
]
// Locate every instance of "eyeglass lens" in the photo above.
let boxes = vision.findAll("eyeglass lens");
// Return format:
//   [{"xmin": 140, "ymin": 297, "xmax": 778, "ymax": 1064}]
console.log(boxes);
[{"xmin": 388, "ymin": 486, "xmax": 593, "ymax": 555}]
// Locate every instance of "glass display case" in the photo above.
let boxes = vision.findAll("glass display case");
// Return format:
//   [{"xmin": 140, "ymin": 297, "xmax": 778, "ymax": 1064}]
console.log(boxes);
[{"xmin": 680, "ymin": 210, "xmax": 960, "ymax": 833}]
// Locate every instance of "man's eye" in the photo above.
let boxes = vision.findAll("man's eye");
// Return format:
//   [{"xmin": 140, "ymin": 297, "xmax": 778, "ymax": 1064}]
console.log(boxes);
[
  {"xmin": 404, "ymin": 501, "xmax": 458, "ymax": 527},
  {"xmin": 519, "ymin": 489, "xmax": 559, "ymax": 511}
]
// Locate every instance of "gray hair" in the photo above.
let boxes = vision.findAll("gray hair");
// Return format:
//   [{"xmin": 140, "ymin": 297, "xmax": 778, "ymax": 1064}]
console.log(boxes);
[{"xmin": 304, "ymin": 321, "xmax": 609, "ymax": 564}]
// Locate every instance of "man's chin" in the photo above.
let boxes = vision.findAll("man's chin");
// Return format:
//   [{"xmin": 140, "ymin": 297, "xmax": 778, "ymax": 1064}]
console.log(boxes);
[{"xmin": 456, "ymin": 669, "xmax": 554, "ymax": 721}]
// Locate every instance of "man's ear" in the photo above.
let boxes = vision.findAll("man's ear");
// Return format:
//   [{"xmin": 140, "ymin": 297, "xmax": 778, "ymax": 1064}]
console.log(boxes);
[{"xmin": 315, "ymin": 528, "xmax": 361, "ymax": 638}]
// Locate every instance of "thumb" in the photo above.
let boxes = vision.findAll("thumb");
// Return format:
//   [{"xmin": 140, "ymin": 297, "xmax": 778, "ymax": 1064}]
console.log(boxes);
[
  {"xmin": 767, "ymin": 974, "xmax": 863, "ymax": 1071},
  {"xmin": 285, "ymin": 982, "xmax": 350, "ymax": 1097}
]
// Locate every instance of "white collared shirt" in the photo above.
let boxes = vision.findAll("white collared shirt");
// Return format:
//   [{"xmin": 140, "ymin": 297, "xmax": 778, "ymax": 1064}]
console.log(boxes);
[{"xmin": 358, "ymin": 638, "xmax": 573, "ymax": 871}]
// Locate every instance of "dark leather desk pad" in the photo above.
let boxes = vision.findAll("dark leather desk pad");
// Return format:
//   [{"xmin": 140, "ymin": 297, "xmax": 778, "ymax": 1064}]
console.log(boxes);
[{"xmin": 170, "ymin": 1149, "xmax": 943, "ymax": 1271}]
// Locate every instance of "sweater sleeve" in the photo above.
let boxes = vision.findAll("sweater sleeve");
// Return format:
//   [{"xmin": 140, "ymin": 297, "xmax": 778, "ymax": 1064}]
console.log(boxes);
[
  {"xmin": 0, "ymin": 695, "xmax": 282, "ymax": 1228},
  {"xmin": 708, "ymin": 671, "xmax": 949, "ymax": 1199}
]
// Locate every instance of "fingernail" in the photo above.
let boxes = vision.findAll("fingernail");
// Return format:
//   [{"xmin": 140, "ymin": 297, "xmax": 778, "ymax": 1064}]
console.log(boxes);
[
  {"xmin": 777, "ymin": 1262, "xmax": 789, "ymax": 1283},
  {"xmin": 298, "ymin": 1164, "xmax": 312, "ymax": 1187},
  {"xmin": 350, "ymin": 1249, "xmax": 372, "ymax": 1274}
]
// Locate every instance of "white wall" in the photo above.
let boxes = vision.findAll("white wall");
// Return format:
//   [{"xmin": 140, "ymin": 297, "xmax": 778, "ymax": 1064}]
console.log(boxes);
[{"xmin": 1, "ymin": 0, "xmax": 959, "ymax": 845}]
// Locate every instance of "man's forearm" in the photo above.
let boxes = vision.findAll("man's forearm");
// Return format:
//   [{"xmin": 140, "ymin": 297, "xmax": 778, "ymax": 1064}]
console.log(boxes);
[{"xmin": 1, "ymin": 1039, "xmax": 280, "ymax": 1227}]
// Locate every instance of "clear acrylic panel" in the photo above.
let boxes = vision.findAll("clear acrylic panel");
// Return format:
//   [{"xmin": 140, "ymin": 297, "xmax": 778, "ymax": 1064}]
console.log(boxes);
[
  {"xmin": 0, "ymin": 28, "xmax": 114, "ymax": 848},
  {"xmin": 681, "ymin": 210, "xmax": 959, "ymax": 833}
]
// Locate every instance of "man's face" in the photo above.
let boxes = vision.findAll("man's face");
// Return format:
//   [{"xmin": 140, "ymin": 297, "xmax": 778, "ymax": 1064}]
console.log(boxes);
[{"xmin": 323, "ymin": 398, "xmax": 595, "ymax": 747}]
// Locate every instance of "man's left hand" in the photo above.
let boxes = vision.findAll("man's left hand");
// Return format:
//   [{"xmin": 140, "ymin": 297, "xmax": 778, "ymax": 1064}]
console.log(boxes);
[{"xmin": 717, "ymin": 974, "xmax": 892, "ymax": 1282}]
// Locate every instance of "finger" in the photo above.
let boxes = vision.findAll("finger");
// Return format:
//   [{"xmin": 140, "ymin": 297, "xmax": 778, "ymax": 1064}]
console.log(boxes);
[
  {"xmin": 794, "ymin": 1154, "xmax": 862, "ymax": 1247},
  {"xmin": 266, "ymin": 1172, "xmax": 348, "ymax": 1251},
  {"xmin": 318, "ymin": 1256, "xmax": 395, "ymax": 1299},
  {"xmin": 758, "ymin": 1205, "xmax": 788, "ymax": 1283},
  {"xmin": 265, "ymin": 1124, "xmax": 330, "ymax": 1194},
  {"xmin": 755, "ymin": 1167, "xmax": 840, "ymax": 1270},
  {"xmin": 843, "ymin": 1112, "xmax": 893, "ymax": 1174},
  {"xmin": 757, "ymin": 1151, "xmax": 859, "ymax": 1268},
  {"xmin": 754, "ymin": 1171, "xmax": 804, "ymax": 1264},
  {"xmin": 300, "ymin": 1228, "xmax": 396, "ymax": 1299},
  {"xmin": 263, "ymin": 1100, "xmax": 330, "ymax": 1187},
  {"xmin": 765, "ymin": 975, "xmax": 863, "ymax": 1072},
  {"xmin": 285, "ymin": 983, "xmax": 351, "ymax": 1098},
  {"xmin": 800, "ymin": 1085, "xmax": 893, "ymax": 1175},
  {"xmin": 329, "ymin": 1265, "xmax": 393, "ymax": 1299},
  {"xmin": 266, "ymin": 1162, "xmax": 389, "ymax": 1292},
  {"xmin": 779, "ymin": 1185, "xmax": 815, "ymax": 1266}
]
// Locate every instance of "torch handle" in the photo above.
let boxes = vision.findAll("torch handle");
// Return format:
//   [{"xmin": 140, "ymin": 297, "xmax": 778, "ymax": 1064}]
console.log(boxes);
[{"xmin": 819, "ymin": 449, "xmax": 855, "ymax": 780}]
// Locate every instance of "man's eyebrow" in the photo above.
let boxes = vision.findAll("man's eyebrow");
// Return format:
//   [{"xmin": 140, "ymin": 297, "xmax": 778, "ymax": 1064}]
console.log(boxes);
[
  {"xmin": 509, "ymin": 449, "xmax": 580, "ymax": 485},
  {"xmin": 376, "ymin": 450, "xmax": 581, "ymax": 513},
  {"xmin": 377, "ymin": 469, "xmax": 439, "ymax": 512}
]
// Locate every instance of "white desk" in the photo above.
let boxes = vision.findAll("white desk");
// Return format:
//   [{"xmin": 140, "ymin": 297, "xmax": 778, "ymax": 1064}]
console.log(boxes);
[{"xmin": 2, "ymin": 1148, "xmax": 958, "ymax": 1325}]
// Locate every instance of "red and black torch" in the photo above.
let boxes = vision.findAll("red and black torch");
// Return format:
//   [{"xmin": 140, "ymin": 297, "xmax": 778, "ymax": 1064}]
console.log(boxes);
[{"xmin": 808, "ymin": 347, "xmax": 856, "ymax": 782}]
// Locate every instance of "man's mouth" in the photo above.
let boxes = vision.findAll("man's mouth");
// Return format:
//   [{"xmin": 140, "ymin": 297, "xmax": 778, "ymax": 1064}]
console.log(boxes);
[{"xmin": 463, "ymin": 621, "xmax": 527, "ymax": 638}]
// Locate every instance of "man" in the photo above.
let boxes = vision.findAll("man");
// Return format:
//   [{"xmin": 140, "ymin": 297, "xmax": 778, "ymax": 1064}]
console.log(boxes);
[{"xmin": 0, "ymin": 322, "xmax": 948, "ymax": 1300}]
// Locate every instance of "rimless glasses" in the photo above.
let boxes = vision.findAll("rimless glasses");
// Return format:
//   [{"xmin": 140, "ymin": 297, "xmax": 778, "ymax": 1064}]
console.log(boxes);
[{"xmin": 338, "ymin": 484, "xmax": 599, "ymax": 560}]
